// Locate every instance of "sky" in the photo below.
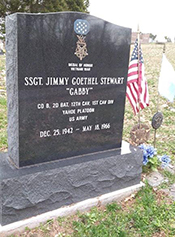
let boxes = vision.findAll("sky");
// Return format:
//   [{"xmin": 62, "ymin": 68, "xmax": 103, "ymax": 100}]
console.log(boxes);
[{"xmin": 88, "ymin": 0, "xmax": 175, "ymax": 40}]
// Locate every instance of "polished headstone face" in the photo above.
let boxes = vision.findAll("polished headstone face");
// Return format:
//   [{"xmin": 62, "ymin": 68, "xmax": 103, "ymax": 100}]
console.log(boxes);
[{"xmin": 6, "ymin": 12, "xmax": 131, "ymax": 167}]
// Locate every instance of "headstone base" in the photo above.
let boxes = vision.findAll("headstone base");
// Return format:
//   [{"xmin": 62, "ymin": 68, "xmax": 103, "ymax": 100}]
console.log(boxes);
[
  {"xmin": 0, "ymin": 141, "xmax": 142, "ymax": 226},
  {"xmin": 0, "ymin": 182, "xmax": 144, "ymax": 236}
]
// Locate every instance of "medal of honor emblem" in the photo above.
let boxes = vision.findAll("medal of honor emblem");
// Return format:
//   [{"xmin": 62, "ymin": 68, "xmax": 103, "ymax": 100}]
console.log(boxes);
[{"xmin": 74, "ymin": 19, "xmax": 90, "ymax": 60}]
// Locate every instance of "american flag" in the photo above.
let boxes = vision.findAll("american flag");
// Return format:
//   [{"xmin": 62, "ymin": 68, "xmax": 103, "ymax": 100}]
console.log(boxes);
[{"xmin": 126, "ymin": 39, "xmax": 149, "ymax": 114}]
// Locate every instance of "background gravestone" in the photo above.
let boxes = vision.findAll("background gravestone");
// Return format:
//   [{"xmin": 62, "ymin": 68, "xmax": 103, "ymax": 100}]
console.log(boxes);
[{"xmin": 6, "ymin": 12, "xmax": 131, "ymax": 167}]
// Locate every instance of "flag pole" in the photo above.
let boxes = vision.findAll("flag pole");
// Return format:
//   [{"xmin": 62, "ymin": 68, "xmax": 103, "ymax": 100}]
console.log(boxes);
[
  {"xmin": 137, "ymin": 25, "xmax": 141, "ymax": 128},
  {"xmin": 153, "ymin": 43, "xmax": 165, "ymax": 148},
  {"xmin": 129, "ymin": 26, "xmax": 150, "ymax": 146}
]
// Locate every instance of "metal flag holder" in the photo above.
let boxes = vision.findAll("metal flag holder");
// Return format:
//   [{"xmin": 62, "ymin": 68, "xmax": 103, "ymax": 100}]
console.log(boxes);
[
  {"xmin": 130, "ymin": 26, "xmax": 150, "ymax": 146},
  {"xmin": 151, "ymin": 44, "xmax": 165, "ymax": 147}
]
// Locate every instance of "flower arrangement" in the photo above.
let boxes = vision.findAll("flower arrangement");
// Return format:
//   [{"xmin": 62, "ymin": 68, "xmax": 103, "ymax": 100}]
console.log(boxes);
[
  {"xmin": 139, "ymin": 144, "xmax": 171, "ymax": 170},
  {"xmin": 139, "ymin": 144, "xmax": 157, "ymax": 166},
  {"xmin": 158, "ymin": 155, "xmax": 171, "ymax": 168}
]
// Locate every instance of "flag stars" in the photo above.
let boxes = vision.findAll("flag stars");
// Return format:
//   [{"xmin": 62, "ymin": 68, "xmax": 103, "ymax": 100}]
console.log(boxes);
[{"xmin": 131, "ymin": 39, "xmax": 144, "ymax": 63}]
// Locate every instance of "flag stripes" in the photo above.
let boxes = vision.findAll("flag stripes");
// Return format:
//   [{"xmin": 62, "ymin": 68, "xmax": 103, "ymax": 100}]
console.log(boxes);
[{"xmin": 126, "ymin": 39, "xmax": 149, "ymax": 114}]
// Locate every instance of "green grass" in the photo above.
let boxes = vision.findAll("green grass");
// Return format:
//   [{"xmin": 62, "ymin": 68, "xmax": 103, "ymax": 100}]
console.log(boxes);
[
  {"xmin": 0, "ymin": 96, "xmax": 7, "ymax": 151},
  {"xmin": 0, "ymin": 55, "xmax": 6, "ymax": 90},
  {"xmin": 130, "ymin": 184, "xmax": 175, "ymax": 236},
  {"xmin": 71, "ymin": 184, "xmax": 175, "ymax": 237},
  {"xmin": 160, "ymin": 170, "xmax": 175, "ymax": 189},
  {"xmin": 0, "ymin": 54, "xmax": 7, "ymax": 151}
]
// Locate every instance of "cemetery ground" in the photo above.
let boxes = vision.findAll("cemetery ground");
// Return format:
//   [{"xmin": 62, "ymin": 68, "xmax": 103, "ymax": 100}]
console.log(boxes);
[{"xmin": 0, "ymin": 43, "xmax": 175, "ymax": 236}]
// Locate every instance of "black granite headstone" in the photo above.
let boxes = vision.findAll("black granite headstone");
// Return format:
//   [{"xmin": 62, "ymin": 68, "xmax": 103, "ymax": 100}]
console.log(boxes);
[
  {"xmin": 1, "ymin": 13, "xmax": 143, "ymax": 226},
  {"xmin": 6, "ymin": 12, "xmax": 131, "ymax": 167}
]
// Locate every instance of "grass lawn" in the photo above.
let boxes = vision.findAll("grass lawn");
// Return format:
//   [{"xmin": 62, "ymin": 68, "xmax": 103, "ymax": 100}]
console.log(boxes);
[{"xmin": 0, "ymin": 43, "xmax": 175, "ymax": 236}]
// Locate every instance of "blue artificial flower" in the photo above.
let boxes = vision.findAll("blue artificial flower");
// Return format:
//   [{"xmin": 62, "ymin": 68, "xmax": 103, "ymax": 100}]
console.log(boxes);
[
  {"xmin": 143, "ymin": 150, "xmax": 149, "ymax": 165},
  {"xmin": 139, "ymin": 144, "xmax": 157, "ymax": 165},
  {"xmin": 146, "ymin": 145, "xmax": 157, "ymax": 158},
  {"xmin": 139, "ymin": 144, "xmax": 146, "ymax": 150},
  {"xmin": 158, "ymin": 155, "xmax": 171, "ymax": 168}
]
